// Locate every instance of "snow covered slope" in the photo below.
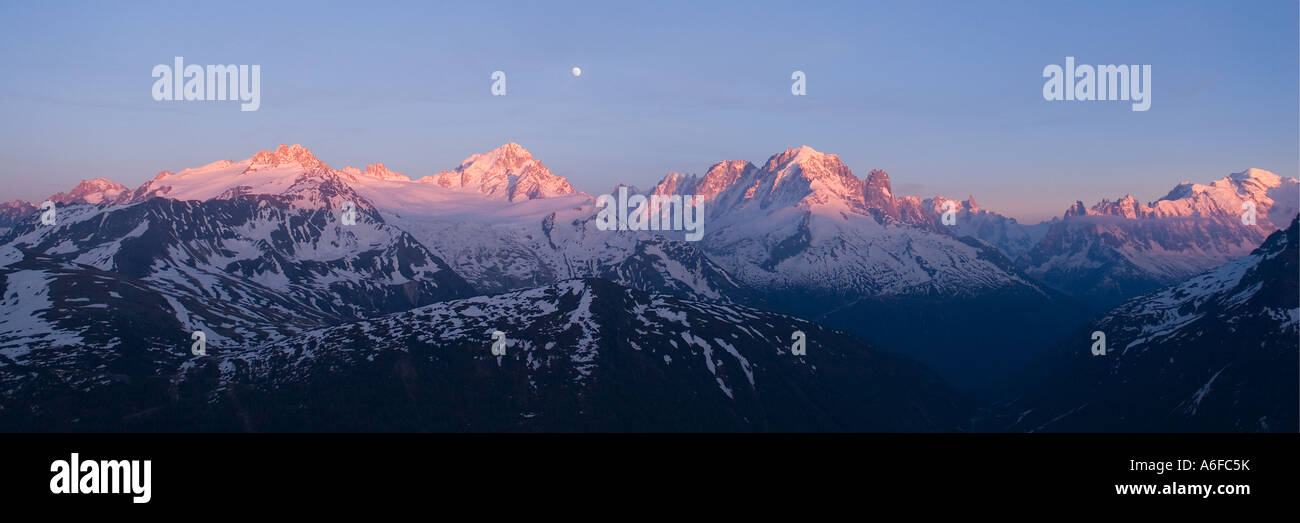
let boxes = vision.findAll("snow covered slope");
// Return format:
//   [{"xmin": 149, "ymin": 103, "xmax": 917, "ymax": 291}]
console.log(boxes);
[
  {"xmin": 2, "ymin": 278, "xmax": 965, "ymax": 431},
  {"xmin": 0, "ymin": 254, "xmax": 304, "ymax": 404},
  {"xmin": 0, "ymin": 195, "xmax": 474, "ymax": 349}
]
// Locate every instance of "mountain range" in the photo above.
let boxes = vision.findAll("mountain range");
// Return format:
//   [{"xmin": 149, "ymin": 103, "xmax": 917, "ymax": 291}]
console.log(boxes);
[
  {"xmin": 0, "ymin": 142, "xmax": 1294, "ymax": 431},
  {"xmin": 1020, "ymin": 168, "xmax": 1297, "ymax": 311}
]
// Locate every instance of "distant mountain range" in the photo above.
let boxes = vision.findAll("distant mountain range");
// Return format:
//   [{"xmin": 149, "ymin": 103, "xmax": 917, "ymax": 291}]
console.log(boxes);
[
  {"xmin": 1020, "ymin": 168, "xmax": 1297, "ymax": 311},
  {"xmin": 0, "ymin": 142, "xmax": 1294, "ymax": 431}
]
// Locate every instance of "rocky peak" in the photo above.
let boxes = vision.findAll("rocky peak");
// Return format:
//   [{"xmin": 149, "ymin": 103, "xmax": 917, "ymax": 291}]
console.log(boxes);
[
  {"xmin": 757, "ymin": 146, "xmax": 863, "ymax": 210},
  {"xmin": 1064, "ymin": 200, "xmax": 1090, "ymax": 218},
  {"xmin": 1230, "ymin": 167, "xmax": 1283, "ymax": 187},
  {"xmin": 1091, "ymin": 194, "xmax": 1141, "ymax": 218},
  {"xmin": 455, "ymin": 142, "xmax": 537, "ymax": 177},
  {"xmin": 343, "ymin": 162, "xmax": 410, "ymax": 181},
  {"xmin": 864, "ymin": 169, "xmax": 893, "ymax": 198},
  {"xmin": 47, "ymin": 178, "xmax": 129, "ymax": 205},
  {"xmin": 762, "ymin": 146, "xmax": 847, "ymax": 176},
  {"xmin": 696, "ymin": 160, "xmax": 755, "ymax": 199},
  {"xmin": 420, "ymin": 143, "xmax": 574, "ymax": 201},
  {"xmin": 248, "ymin": 144, "xmax": 330, "ymax": 172},
  {"xmin": 651, "ymin": 172, "xmax": 695, "ymax": 196},
  {"xmin": 861, "ymin": 169, "xmax": 900, "ymax": 220}
]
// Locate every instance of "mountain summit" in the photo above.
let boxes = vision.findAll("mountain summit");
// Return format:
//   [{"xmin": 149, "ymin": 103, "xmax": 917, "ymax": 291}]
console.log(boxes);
[
  {"xmin": 754, "ymin": 146, "xmax": 865, "ymax": 211},
  {"xmin": 46, "ymin": 178, "xmax": 128, "ymax": 205},
  {"xmin": 247, "ymin": 144, "xmax": 330, "ymax": 172},
  {"xmin": 419, "ymin": 142, "xmax": 576, "ymax": 201},
  {"xmin": 340, "ymin": 162, "xmax": 412, "ymax": 182}
]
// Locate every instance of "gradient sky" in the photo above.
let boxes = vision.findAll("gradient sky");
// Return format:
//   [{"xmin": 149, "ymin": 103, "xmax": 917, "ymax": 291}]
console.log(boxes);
[{"xmin": 0, "ymin": 0, "xmax": 1295, "ymax": 222}]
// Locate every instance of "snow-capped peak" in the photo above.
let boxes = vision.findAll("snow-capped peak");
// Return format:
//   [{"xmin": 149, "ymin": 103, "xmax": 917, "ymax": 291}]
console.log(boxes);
[
  {"xmin": 342, "ymin": 162, "xmax": 411, "ymax": 182},
  {"xmin": 1068, "ymin": 168, "xmax": 1298, "ymax": 225},
  {"xmin": 122, "ymin": 144, "xmax": 347, "ymax": 207},
  {"xmin": 762, "ymin": 145, "xmax": 819, "ymax": 168},
  {"xmin": 247, "ymin": 144, "xmax": 330, "ymax": 173},
  {"xmin": 697, "ymin": 161, "xmax": 755, "ymax": 199},
  {"xmin": 364, "ymin": 162, "xmax": 410, "ymax": 181},
  {"xmin": 68, "ymin": 142, "xmax": 590, "ymax": 217},
  {"xmin": 418, "ymin": 142, "xmax": 575, "ymax": 202},
  {"xmin": 1158, "ymin": 168, "xmax": 1286, "ymax": 203},
  {"xmin": 651, "ymin": 161, "xmax": 756, "ymax": 202},
  {"xmin": 651, "ymin": 172, "xmax": 692, "ymax": 195},
  {"xmin": 752, "ymin": 146, "xmax": 864, "ymax": 212},
  {"xmin": 761, "ymin": 146, "xmax": 851, "ymax": 179},
  {"xmin": 47, "ymin": 177, "xmax": 128, "ymax": 205},
  {"xmin": 1089, "ymin": 194, "xmax": 1141, "ymax": 218},
  {"xmin": 649, "ymin": 146, "xmax": 940, "ymax": 221},
  {"xmin": 455, "ymin": 142, "xmax": 535, "ymax": 174},
  {"xmin": 1229, "ymin": 167, "xmax": 1283, "ymax": 186}
]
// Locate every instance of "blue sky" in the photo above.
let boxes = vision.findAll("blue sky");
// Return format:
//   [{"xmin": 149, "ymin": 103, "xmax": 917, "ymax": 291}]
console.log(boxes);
[{"xmin": 0, "ymin": 0, "xmax": 1295, "ymax": 222}]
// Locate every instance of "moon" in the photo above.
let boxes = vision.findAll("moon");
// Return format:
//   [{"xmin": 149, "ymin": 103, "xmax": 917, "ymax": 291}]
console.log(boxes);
[{"xmin": 571, "ymin": 66, "xmax": 582, "ymax": 77}]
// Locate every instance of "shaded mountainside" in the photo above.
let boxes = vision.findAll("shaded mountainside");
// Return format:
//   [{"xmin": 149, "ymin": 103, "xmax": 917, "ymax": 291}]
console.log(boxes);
[
  {"xmin": 994, "ymin": 217, "xmax": 1299, "ymax": 432},
  {"xmin": 0, "ymin": 196, "xmax": 475, "ymax": 343},
  {"xmin": 0, "ymin": 200, "xmax": 37, "ymax": 231},
  {"xmin": 0, "ymin": 193, "xmax": 474, "ymax": 430},
  {"xmin": 0, "ymin": 256, "xmax": 227, "ymax": 428},
  {"xmin": 202, "ymin": 278, "xmax": 967, "ymax": 432},
  {"xmin": 5, "ymin": 278, "xmax": 967, "ymax": 432}
]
